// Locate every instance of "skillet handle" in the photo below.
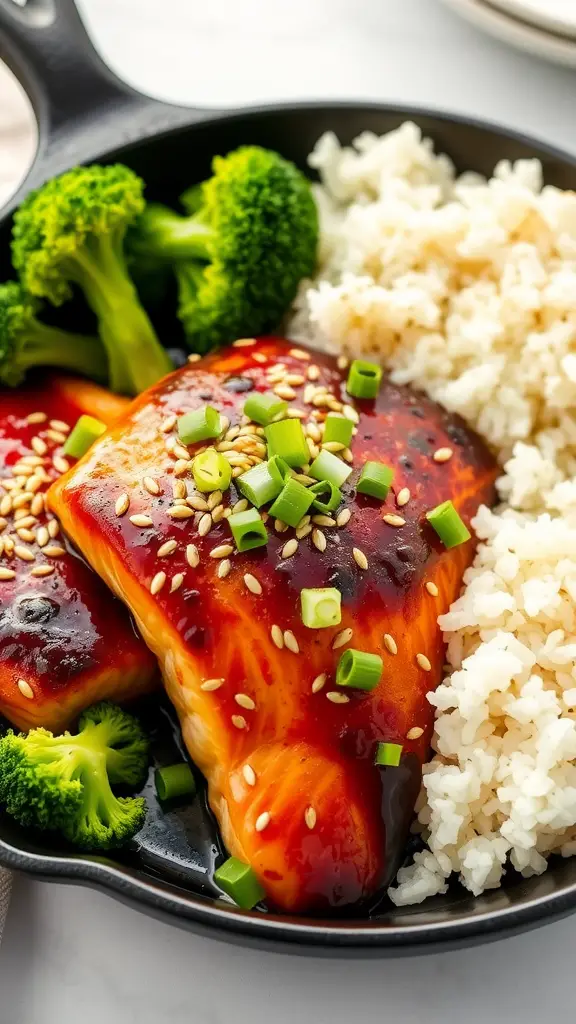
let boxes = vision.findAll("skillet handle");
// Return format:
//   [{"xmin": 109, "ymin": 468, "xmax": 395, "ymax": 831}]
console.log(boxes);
[{"xmin": 0, "ymin": 0, "xmax": 211, "ymax": 198}]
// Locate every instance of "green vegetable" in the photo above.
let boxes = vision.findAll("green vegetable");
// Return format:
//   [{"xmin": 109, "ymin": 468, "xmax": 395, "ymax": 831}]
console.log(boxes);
[
  {"xmin": 346, "ymin": 359, "xmax": 382, "ymax": 399},
  {"xmin": 426, "ymin": 500, "xmax": 471, "ymax": 549},
  {"xmin": 236, "ymin": 460, "xmax": 284, "ymax": 508},
  {"xmin": 0, "ymin": 702, "xmax": 149, "ymax": 850},
  {"xmin": 243, "ymin": 392, "xmax": 288, "ymax": 426},
  {"xmin": 322, "ymin": 413, "xmax": 353, "ymax": 448},
  {"xmin": 310, "ymin": 480, "xmax": 341, "ymax": 514},
  {"xmin": 192, "ymin": 449, "xmax": 232, "ymax": 492},
  {"xmin": 357, "ymin": 461, "xmax": 394, "ymax": 499},
  {"xmin": 228, "ymin": 507, "xmax": 268, "ymax": 551},
  {"xmin": 131, "ymin": 146, "xmax": 318, "ymax": 354},
  {"xmin": 269, "ymin": 478, "xmax": 314, "ymax": 527},
  {"xmin": 11, "ymin": 164, "xmax": 173, "ymax": 395},
  {"xmin": 0, "ymin": 281, "xmax": 107, "ymax": 387},
  {"xmin": 336, "ymin": 648, "xmax": 383, "ymax": 692},
  {"xmin": 309, "ymin": 450, "xmax": 352, "ymax": 488},
  {"xmin": 155, "ymin": 763, "xmax": 196, "ymax": 802},
  {"xmin": 63, "ymin": 414, "xmax": 106, "ymax": 459},
  {"xmin": 374, "ymin": 742, "xmax": 403, "ymax": 767},
  {"xmin": 264, "ymin": 418, "xmax": 309, "ymax": 468},
  {"xmin": 214, "ymin": 856, "xmax": 265, "ymax": 909},
  {"xmin": 178, "ymin": 405, "xmax": 221, "ymax": 444},
  {"xmin": 300, "ymin": 587, "xmax": 341, "ymax": 629}
]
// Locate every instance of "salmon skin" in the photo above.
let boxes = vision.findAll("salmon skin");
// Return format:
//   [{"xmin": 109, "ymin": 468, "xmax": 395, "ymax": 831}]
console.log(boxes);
[
  {"xmin": 50, "ymin": 338, "xmax": 497, "ymax": 913},
  {"xmin": 0, "ymin": 374, "xmax": 157, "ymax": 732}
]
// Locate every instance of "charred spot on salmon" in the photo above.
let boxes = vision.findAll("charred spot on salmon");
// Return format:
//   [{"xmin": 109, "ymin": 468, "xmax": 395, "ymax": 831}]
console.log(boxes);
[
  {"xmin": 224, "ymin": 376, "xmax": 254, "ymax": 393},
  {"xmin": 15, "ymin": 595, "xmax": 59, "ymax": 625}
]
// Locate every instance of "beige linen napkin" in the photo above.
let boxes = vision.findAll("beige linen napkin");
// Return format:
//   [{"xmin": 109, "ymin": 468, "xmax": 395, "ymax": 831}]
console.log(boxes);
[{"xmin": 0, "ymin": 59, "xmax": 36, "ymax": 940}]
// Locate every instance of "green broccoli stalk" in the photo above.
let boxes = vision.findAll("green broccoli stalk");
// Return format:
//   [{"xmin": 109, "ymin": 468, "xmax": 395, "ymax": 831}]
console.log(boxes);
[
  {"xmin": 129, "ymin": 146, "xmax": 319, "ymax": 354},
  {"xmin": 0, "ymin": 281, "xmax": 107, "ymax": 387},
  {"xmin": 0, "ymin": 701, "xmax": 150, "ymax": 850},
  {"xmin": 11, "ymin": 164, "xmax": 174, "ymax": 396}
]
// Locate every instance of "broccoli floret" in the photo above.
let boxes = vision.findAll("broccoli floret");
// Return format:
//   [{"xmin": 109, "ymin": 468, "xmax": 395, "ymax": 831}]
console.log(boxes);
[
  {"xmin": 0, "ymin": 281, "xmax": 107, "ymax": 387},
  {"xmin": 11, "ymin": 164, "xmax": 174, "ymax": 395},
  {"xmin": 0, "ymin": 701, "xmax": 150, "ymax": 850},
  {"xmin": 129, "ymin": 146, "xmax": 318, "ymax": 353}
]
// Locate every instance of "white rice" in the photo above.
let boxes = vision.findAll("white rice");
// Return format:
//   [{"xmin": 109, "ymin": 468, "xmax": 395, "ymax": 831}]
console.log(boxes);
[{"xmin": 289, "ymin": 121, "xmax": 576, "ymax": 904}]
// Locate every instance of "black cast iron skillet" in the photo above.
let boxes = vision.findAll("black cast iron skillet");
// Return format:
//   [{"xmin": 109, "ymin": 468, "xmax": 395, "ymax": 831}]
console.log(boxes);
[{"xmin": 1, "ymin": 0, "xmax": 576, "ymax": 957}]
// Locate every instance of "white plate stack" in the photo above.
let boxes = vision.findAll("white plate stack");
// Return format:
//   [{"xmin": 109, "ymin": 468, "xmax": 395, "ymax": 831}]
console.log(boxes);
[{"xmin": 439, "ymin": 0, "xmax": 576, "ymax": 67}]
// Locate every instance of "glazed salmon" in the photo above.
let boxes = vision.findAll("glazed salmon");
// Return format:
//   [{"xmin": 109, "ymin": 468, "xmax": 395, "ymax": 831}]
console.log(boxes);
[
  {"xmin": 0, "ymin": 375, "xmax": 157, "ymax": 732},
  {"xmin": 49, "ymin": 338, "xmax": 497, "ymax": 912}
]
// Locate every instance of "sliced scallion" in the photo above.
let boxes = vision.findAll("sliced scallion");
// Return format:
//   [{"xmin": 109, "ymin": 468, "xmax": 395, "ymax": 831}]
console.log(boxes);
[
  {"xmin": 214, "ymin": 856, "xmax": 265, "ymax": 909},
  {"xmin": 236, "ymin": 460, "xmax": 284, "ymax": 508},
  {"xmin": 346, "ymin": 359, "xmax": 383, "ymax": 400},
  {"xmin": 178, "ymin": 405, "xmax": 221, "ymax": 444},
  {"xmin": 243, "ymin": 392, "xmax": 288, "ymax": 426},
  {"xmin": 300, "ymin": 587, "xmax": 342, "ymax": 629},
  {"xmin": 192, "ymin": 449, "xmax": 232, "ymax": 492},
  {"xmin": 155, "ymin": 763, "xmax": 196, "ymax": 802},
  {"xmin": 62, "ymin": 415, "xmax": 106, "ymax": 459},
  {"xmin": 310, "ymin": 480, "xmax": 341, "ymax": 514},
  {"xmin": 264, "ymin": 418, "xmax": 309, "ymax": 468},
  {"xmin": 374, "ymin": 742, "xmax": 403, "ymax": 767},
  {"xmin": 336, "ymin": 648, "xmax": 383, "ymax": 692},
  {"xmin": 228, "ymin": 507, "xmax": 268, "ymax": 552},
  {"xmin": 323, "ymin": 413, "xmax": 354, "ymax": 447},
  {"xmin": 426, "ymin": 500, "xmax": 471, "ymax": 549},
  {"xmin": 309, "ymin": 450, "xmax": 352, "ymax": 488},
  {"xmin": 357, "ymin": 461, "xmax": 393, "ymax": 499},
  {"xmin": 269, "ymin": 478, "xmax": 314, "ymax": 527}
]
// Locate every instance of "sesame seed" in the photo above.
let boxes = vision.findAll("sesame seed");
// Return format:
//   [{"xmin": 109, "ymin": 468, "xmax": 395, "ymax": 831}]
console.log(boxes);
[
  {"xmin": 14, "ymin": 545, "xmax": 34, "ymax": 562},
  {"xmin": 161, "ymin": 415, "xmax": 177, "ymax": 433},
  {"xmin": 342, "ymin": 405, "xmax": 359, "ymax": 424},
  {"xmin": 332, "ymin": 627, "xmax": 353, "ymax": 650},
  {"xmin": 253, "ymin": 352, "xmax": 267, "ymax": 364},
  {"xmin": 31, "ymin": 437, "xmax": 47, "ymax": 456},
  {"xmin": 211, "ymin": 504, "xmax": 225, "ymax": 523},
  {"xmin": 158, "ymin": 540, "xmax": 178, "ymax": 557},
  {"xmin": 283, "ymin": 630, "xmax": 299, "ymax": 654},
  {"xmin": 187, "ymin": 495, "xmax": 210, "ymax": 512},
  {"xmin": 210, "ymin": 544, "xmax": 233, "ymax": 559},
  {"xmin": 326, "ymin": 691, "xmax": 350, "ymax": 704},
  {"xmin": 170, "ymin": 573, "xmax": 184, "ymax": 592},
  {"xmin": 306, "ymin": 365, "xmax": 320, "ymax": 381},
  {"xmin": 173, "ymin": 443, "xmax": 191, "ymax": 461},
  {"xmin": 17, "ymin": 516, "xmax": 36, "ymax": 530},
  {"xmin": 143, "ymin": 476, "xmax": 161, "ymax": 496},
  {"xmin": 16, "ymin": 528, "xmax": 35, "ymax": 543},
  {"xmin": 0, "ymin": 568, "xmax": 15, "ymax": 580},
  {"xmin": 307, "ymin": 438, "xmax": 320, "ymax": 460},
  {"xmin": 173, "ymin": 459, "xmax": 191, "ymax": 477},
  {"xmin": 50, "ymin": 419, "xmax": 70, "ymax": 433},
  {"xmin": 26, "ymin": 412, "xmax": 47, "ymax": 425},
  {"xmin": 336, "ymin": 508, "xmax": 351, "ymax": 527},
  {"xmin": 235, "ymin": 693, "xmax": 255, "ymax": 710},
  {"xmin": 426, "ymin": 581, "xmax": 439, "ymax": 597},
  {"xmin": 173, "ymin": 480, "xmax": 187, "ymax": 500},
  {"xmin": 281, "ymin": 538, "xmax": 298, "ymax": 559},
  {"xmin": 305, "ymin": 421, "xmax": 322, "ymax": 443},
  {"xmin": 198, "ymin": 513, "xmax": 213, "ymax": 537},
  {"xmin": 243, "ymin": 573, "xmax": 262, "ymax": 595},
  {"xmin": 20, "ymin": 454, "xmax": 44, "ymax": 466},
  {"xmin": 312, "ymin": 515, "xmax": 336, "ymax": 527},
  {"xmin": 322, "ymin": 441, "xmax": 345, "ymax": 453},
  {"xmin": 433, "ymin": 447, "xmax": 453, "ymax": 463},
  {"xmin": 0, "ymin": 496, "xmax": 12, "ymax": 517},
  {"xmin": 271, "ymin": 624, "xmax": 284, "ymax": 649},
  {"xmin": 416, "ymin": 653, "xmax": 432, "ymax": 672},
  {"xmin": 130, "ymin": 514, "xmax": 153, "ymax": 528},
  {"xmin": 352, "ymin": 548, "xmax": 368, "ymax": 570},
  {"xmin": 304, "ymin": 806, "xmax": 317, "ymax": 830},
  {"xmin": 274, "ymin": 519, "xmax": 289, "ymax": 534},
  {"xmin": 115, "ymin": 494, "xmax": 130, "ymax": 516},
  {"xmin": 217, "ymin": 558, "xmax": 231, "ymax": 578},
  {"xmin": 150, "ymin": 571, "xmax": 167, "ymax": 595},
  {"xmin": 36, "ymin": 526, "xmax": 49, "ymax": 548},
  {"xmin": 47, "ymin": 520, "xmax": 59, "ymax": 539},
  {"xmin": 232, "ymin": 714, "xmax": 247, "ymax": 730},
  {"xmin": 207, "ymin": 490, "xmax": 223, "ymax": 512},
  {"xmin": 243, "ymin": 765, "xmax": 256, "ymax": 786},
  {"xmin": 312, "ymin": 528, "xmax": 326, "ymax": 552},
  {"xmin": 311, "ymin": 673, "xmax": 327, "ymax": 693},
  {"xmin": 407, "ymin": 727, "xmax": 424, "ymax": 740},
  {"xmin": 167, "ymin": 505, "xmax": 194, "ymax": 519},
  {"xmin": 255, "ymin": 811, "xmax": 270, "ymax": 832},
  {"xmin": 17, "ymin": 679, "xmax": 34, "ymax": 700},
  {"xmin": 383, "ymin": 634, "xmax": 398, "ymax": 655},
  {"xmin": 337, "ymin": 355, "xmax": 349, "ymax": 371},
  {"xmin": 201, "ymin": 678, "xmax": 224, "ymax": 691},
  {"xmin": 232, "ymin": 498, "xmax": 249, "ymax": 514},
  {"xmin": 3, "ymin": 538, "xmax": 13, "ymax": 555},
  {"xmin": 188, "ymin": 352, "xmax": 202, "ymax": 363},
  {"xmin": 341, "ymin": 447, "xmax": 353, "ymax": 463},
  {"xmin": 186, "ymin": 544, "xmax": 199, "ymax": 568},
  {"xmin": 30, "ymin": 564, "xmax": 54, "ymax": 578},
  {"xmin": 397, "ymin": 487, "xmax": 410, "ymax": 507},
  {"xmin": 46, "ymin": 429, "xmax": 67, "ymax": 445},
  {"xmin": 233, "ymin": 337, "xmax": 256, "ymax": 348},
  {"xmin": 274, "ymin": 384, "xmax": 297, "ymax": 401},
  {"xmin": 383, "ymin": 514, "xmax": 406, "ymax": 527},
  {"xmin": 289, "ymin": 348, "xmax": 311, "ymax": 361},
  {"xmin": 287, "ymin": 407, "xmax": 306, "ymax": 419}
]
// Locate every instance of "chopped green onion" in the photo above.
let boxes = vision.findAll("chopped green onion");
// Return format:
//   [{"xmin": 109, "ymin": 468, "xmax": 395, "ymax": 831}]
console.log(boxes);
[
  {"xmin": 269, "ymin": 478, "xmax": 314, "ymax": 527},
  {"xmin": 264, "ymin": 418, "xmax": 309, "ymax": 468},
  {"xmin": 62, "ymin": 415, "xmax": 106, "ymax": 459},
  {"xmin": 336, "ymin": 648, "xmax": 383, "ymax": 692},
  {"xmin": 228, "ymin": 507, "xmax": 268, "ymax": 552},
  {"xmin": 374, "ymin": 742, "xmax": 403, "ymax": 767},
  {"xmin": 357, "ymin": 461, "xmax": 393, "ymax": 499},
  {"xmin": 155, "ymin": 763, "xmax": 196, "ymax": 802},
  {"xmin": 192, "ymin": 449, "xmax": 232, "ymax": 493},
  {"xmin": 346, "ymin": 359, "xmax": 383, "ymax": 400},
  {"xmin": 310, "ymin": 480, "xmax": 341, "ymax": 514},
  {"xmin": 309, "ymin": 450, "xmax": 352, "ymax": 488},
  {"xmin": 426, "ymin": 500, "xmax": 471, "ymax": 549},
  {"xmin": 301, "ymin": 587, "xmax": 341, "ymax": 629},
  {"xmin": 268, "ymin": 454, "xmax": 291, "ymax": 483},
  {"xmin": 178, "ymin": 405, "xmax": 221, "ymax": 444},
  {"xmin": 214, "ymin": 856, "xmax": 265, "ymax": 909},
  {"xmin": 323, "ymin": 413, "xmax": 354, "ymax": 447},
  {"xmin": 237, "ymin": 460, "xmax": 284, "ymax": 507},
  {"xmin": 243, "ymin": 392, "xmax": 288, "ymax": 426}
]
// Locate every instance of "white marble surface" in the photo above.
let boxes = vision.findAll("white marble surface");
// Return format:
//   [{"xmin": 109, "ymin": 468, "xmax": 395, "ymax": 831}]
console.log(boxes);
[{"xmin": 2, "ymin": 0, "xmax": 576, "ymax": 1020}]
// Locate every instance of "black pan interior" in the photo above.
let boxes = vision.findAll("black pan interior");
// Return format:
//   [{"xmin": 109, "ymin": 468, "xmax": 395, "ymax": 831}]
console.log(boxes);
[{"xmin": 1, "ymin": 103, "xmax": 576, "ymax": 952}]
